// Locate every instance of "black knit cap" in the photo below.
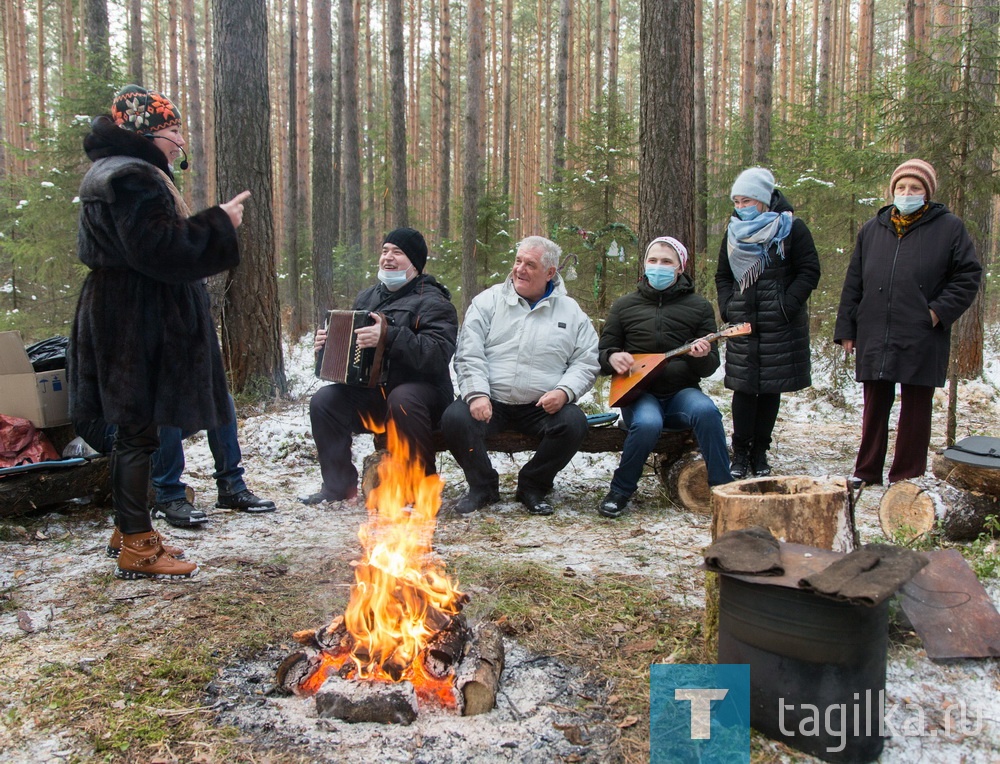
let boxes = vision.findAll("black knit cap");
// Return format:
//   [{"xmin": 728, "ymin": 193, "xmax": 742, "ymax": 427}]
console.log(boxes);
[{"xmin": 383, "ymin": 227, "xmax": 428, "ymax": 273}]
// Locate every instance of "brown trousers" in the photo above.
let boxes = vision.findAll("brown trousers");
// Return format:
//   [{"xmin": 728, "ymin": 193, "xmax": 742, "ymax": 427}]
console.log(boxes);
[{"xmin": 854, "ymin": 381, "xmax": 934, "ymax": 485}]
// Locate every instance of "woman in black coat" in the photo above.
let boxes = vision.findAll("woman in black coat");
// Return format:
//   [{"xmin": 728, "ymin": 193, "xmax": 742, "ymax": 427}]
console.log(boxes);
[
  {"xmin": 716, "ymin": 168, "xmax": 820, "ymax": 478},
  {"xmin": 834, "ymin": 158, "xmax": 981, "ymax": 485},
  {"xmin": 70, "ymin": 85, "xmax": 251, "ymax": 579}
]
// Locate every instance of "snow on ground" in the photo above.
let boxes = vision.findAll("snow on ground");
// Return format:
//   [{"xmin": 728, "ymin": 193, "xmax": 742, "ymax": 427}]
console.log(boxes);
[{"xmin": 1, "ymin": 332, "xmax": 999, "ymax": 762}]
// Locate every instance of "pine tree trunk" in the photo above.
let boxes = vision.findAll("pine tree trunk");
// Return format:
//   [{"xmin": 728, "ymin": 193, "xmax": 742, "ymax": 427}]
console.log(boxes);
[
  {"xmin": 551, "ymin": 0, "xmax": 571, "ymax": 226},
  {"xmin": 214, "ymin": 0, "xmax": 287, "ymax": 397},
  {"xmin": 340, "ymin": 0, "xmax": 363, "ymax": 251},
  {"xmin": 462, "ymin": 0, "xmax": 485, "ymax": 311},
  {"xmin": 388, "ymin": 0, "xmax": 408, "ymax": 227},
  {"xmin": 752, "ymin": 0, "xmax": 773, "ymax": 164},
  {"xmin": 84, "ymin": 0, "xmax": 111, "ymax": 83},
  {"xmin": 639, "ymin": 0, "xmax": 695, "ymax": 253},
  {"xmin": 312, "ymin": 0, "xmax": 336, "ymax": 320},
  {"xmin": 285, "ymin": 0, "xmax": 303, "ymax": 336},
  {"xmin": 438, "ymin": 0, "xmax": 452, "ymax": 238},
  {"xmin": 182, "ymin": 0, "xmax": 207, "ymax": 211}
]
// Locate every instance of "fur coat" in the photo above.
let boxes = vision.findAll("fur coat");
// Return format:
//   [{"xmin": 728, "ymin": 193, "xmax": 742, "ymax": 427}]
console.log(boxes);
[{"xmin": 69, "ymin": 116, "xmax": 239, "ymax": 430}]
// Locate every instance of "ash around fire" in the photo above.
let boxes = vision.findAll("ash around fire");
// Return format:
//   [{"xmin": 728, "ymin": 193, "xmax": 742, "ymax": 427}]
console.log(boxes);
[{"xmin": 208, "ymin": 638, "xmax": 623, "ymax": 763}]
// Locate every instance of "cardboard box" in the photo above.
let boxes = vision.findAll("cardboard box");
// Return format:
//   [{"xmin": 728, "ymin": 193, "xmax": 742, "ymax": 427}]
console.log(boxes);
[{"xmin": 0, "ymin": 331, "xmax": 70, "ymax": 428}]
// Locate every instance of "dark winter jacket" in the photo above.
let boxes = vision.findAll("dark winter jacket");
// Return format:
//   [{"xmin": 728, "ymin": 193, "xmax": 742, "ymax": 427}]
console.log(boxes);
[
  {"xmin": 321, "ymin": 275, "xmax": 458, "ymax": 400},
  {"xmin": 833, "ymin": 202, "xmax": 981, "ymax": 387},
  {"xmin": 715, "ymin": 189, "xmax": 820, "ymax": 394},
  {"xmin": 599, "ymin": 274, "xmax": 720, "ymax": 399},
  {"xmin": 69, "ymin": 116, "xmax": 239, "ymax": 430}
]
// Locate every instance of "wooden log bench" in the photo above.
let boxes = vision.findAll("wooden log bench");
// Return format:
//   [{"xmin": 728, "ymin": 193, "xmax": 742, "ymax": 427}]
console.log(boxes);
[
  {"xmin": 0, "ymin": 424, "xmax": 111, "ymax": 518},
  {"xmin": 370, "ymin": 425, "xmax": 712, "ymax": 513}
]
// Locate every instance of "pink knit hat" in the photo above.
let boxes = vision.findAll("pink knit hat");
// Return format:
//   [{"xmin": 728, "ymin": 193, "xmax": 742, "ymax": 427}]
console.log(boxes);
[{"xmin": 644, "ymin": 236, "xmax": 689, "ymax": 272}]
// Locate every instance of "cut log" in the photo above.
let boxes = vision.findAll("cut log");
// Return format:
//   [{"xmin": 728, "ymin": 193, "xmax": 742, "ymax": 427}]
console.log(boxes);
[
  {"xmin": 425, "ymin": 614, "xmax": 471, "ymax": 678},
  {"xmin": 314, "ymin": 674, "xmax": 419, "ymax": 724},
  {"xmin": 932, "ymin": 452, "xmax": 1000, "ymax": 497},
  {"xmin": 275, "ymin": 649, "xmax": 322, "ymax": 695},
  {"xmin": 0, "ymin": 457, "xmax": 111, "ymax": 517},
  {"xmin": 455, "ymin": 622, "xmax": 505, "ymax": 716},
  {"xmin": 878, "ymin": 477, "xmax": 1000, "ymax": 542},
  {"xmin": 710, "ymin": 476, "xmax": 856, "ymax": 552},
  {"xmin": 659, "ymin": 451, "xmax": 711, "ymax": 514},
  {"xmin": 706, "ymin": 476, "xmax": 856, "ymax": 661}
]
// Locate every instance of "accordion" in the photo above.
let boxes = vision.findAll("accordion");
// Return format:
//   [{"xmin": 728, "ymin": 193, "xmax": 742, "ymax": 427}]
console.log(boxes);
[{"xmin": 317, "ymin": 310, "xmax": 386, "ymax": 387}]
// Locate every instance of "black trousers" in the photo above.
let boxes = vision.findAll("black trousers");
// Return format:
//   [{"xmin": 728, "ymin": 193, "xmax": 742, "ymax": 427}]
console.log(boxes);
[
  {"xmin": 731, "ymin": 390, "xmax": 782, "ymax": 452},
  {"xmin": 309, "ymin": 382, "xmax": 449, "ymax": 500},
  {"xmin": 112, "ymin": 422, "xmax": 159, "ymax": 534},
  {"xmin": 441, "ymin": 399, "xmax": 588, "ymax": 495}
]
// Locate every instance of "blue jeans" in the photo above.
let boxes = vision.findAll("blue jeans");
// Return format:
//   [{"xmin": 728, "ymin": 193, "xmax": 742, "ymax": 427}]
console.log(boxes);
[
  {"xmin": 611, "ymin": 389, "xmax": 731, "ymax": 496},
  {"xmin": 152, "ymin": 395, "xmax": 246, "ymax": 503}
]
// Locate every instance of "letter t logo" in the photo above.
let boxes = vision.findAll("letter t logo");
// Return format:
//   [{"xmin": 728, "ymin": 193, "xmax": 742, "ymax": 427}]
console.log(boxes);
[{"xmin": 675, "ymin": 688, "xmax": 729, "ymax": 739}]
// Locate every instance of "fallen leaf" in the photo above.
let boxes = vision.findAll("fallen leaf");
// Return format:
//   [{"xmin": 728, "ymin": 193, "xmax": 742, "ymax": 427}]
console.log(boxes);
[
  {"xmin": 17, "ymin": 611, "xmax": 34, "ymax": 633},
  {"xmin": 35, "ymin": 530, "xmax": 49, "ymax": 541},
  {"xmin": 554, "ymin": 723, "xmax": 591, "ymax": 746},
  {"xmin": 607, "ymin": 694, "xmax": 621, "ymax": 704},
  {"xmin": 617, "ymin": 715, "xmax": 639, "ymax": 728},
  {"xmin": 623, "ymin": 639, "xmax": 658, "ymax": 655},
  {"xmin": 634, "ymin": 621, "xmax": 651, "ymax": 633},
  {"xmin": 610, "ymin": 622, "xmax": 627, "ymax": 633},
  {"xmin": 14, "ymin": 570, "xmax": 26, "ymax": 579},
  {"xmin": 563, "ymin": 567, "xmax": 577, "ymax": 578}
]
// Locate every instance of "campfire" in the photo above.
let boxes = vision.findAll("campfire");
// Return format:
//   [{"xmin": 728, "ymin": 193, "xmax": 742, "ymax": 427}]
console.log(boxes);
[{"xmin": 277, "ymin": 421, "xmax": 504, "ymax": 724}]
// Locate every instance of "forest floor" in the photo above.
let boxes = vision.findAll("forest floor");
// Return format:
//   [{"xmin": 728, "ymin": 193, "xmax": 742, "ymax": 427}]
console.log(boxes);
[{"xmin": 1, "ymin": 335, "xmax": 999, "ymax": 764}]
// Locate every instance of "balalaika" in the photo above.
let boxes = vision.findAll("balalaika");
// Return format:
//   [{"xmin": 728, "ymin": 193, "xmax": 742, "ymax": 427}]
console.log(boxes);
[{"xmin": 317, "ymin": 310, "xmax": 387, "ymax": 387}]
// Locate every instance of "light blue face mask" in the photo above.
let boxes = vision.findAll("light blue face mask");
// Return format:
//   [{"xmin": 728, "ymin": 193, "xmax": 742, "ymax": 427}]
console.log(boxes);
[
  {"xmin": 735, "ymin": 205, "xmax": 762, "ymax": 221},
  {"xmin": 645, "ymin": 264, "xmax": 677, "ymax": 291},
  {"xmin": 894, "ymin": 195, "xmax": 925, "ymax": 215},
  {"xmin": 378, "ymin": 268, "xmax": 411, "ymax": 291}
]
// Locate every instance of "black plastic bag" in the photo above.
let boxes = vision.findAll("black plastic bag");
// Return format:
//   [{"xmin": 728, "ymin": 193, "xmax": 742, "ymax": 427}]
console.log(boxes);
[{"xmin": 25, "ymin": 336, "xmax": 69, "ymax": 372}]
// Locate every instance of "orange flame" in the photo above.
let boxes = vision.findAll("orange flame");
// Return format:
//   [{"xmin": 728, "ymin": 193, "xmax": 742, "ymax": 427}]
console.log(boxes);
[{"xmin": 307, "ymin": 416, "xmax": 465, "ymax": 705}]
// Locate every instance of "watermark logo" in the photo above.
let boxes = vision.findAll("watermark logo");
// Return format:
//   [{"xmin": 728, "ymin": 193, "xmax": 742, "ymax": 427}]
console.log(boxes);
[{"xmin": 650, "ymin": 664, "xmax": 750, "ymax": 763}]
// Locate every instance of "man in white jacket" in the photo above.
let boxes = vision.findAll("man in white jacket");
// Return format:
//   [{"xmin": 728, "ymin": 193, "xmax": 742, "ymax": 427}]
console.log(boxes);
[{"xmin": 443, "ymin": 236, "xmax": 599, "ymax": 516}]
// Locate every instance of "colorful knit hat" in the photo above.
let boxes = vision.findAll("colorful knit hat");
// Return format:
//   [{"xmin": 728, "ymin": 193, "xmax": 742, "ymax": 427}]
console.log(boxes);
[
  {"xmin": 111, "ymin": 84, "xmax": 182, "ymax": 134},
  {"xmin": 644, "ymin": 236, "xmax": 689, "ymax": 272},
  {"xmin": 890, "ymin": 158, "xmax": 937, "ymax": 199}
]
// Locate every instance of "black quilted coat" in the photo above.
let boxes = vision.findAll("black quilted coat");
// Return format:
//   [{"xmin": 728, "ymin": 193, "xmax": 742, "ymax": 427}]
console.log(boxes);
[
  {"xmin": 834, "ymin": 202, "xmax": 981, "ymax": 387},
  {"xmin": 715, "ymin": 190, "xmax": 821, "ymax": 394},
  {"xmin": 68, "ymin": 116, "xmax": 239, "ymax": 430},
  {"xmin": 598, "ymin": 274, "xmax": 720, "ymax": 398}
]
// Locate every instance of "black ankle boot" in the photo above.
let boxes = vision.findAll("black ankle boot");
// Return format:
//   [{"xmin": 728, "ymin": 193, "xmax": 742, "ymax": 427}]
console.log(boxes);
[
  {"xmin": 730, "ymin": 449, "xmax": 751, "ymax": 480},
  {"xmin": 751, "ymin": 449, "xmax": 772, "ymax": 477}
]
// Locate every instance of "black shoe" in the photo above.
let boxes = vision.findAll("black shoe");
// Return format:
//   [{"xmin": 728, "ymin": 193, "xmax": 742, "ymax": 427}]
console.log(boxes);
[
  {"xmin": 454, "ymin": 488, "xmax": 500, "ymax": 516},
  {"xmin": 751, "ymin": 450, "xmax": 771, "ymax": 477},
  {"xmin": 598, "ymin": 490, "xmax": 630, "ymax": 518},
  {"xmin": 299, "ymin": 487, "xmax": 358, "ymax": 505},
  {"xmin": 152, "ymin": 499, "xmax": 208, "ymax": 528},
  {"xmin": 730, "ymin": 450, "xmax": 751, "ymax": 480},
  {"xmin": 515, "ymin": 489, "xmax": 554, "ymax": 516},
  {"xmin": 216, "ymin": 489, "xmax": 276, "ymax": 513}
]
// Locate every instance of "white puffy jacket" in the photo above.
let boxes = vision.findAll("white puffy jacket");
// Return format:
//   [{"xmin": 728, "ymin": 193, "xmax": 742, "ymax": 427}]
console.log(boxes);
[{"xmin": 454, "ymin": 275, "xmax": 599, "ymax": 405}]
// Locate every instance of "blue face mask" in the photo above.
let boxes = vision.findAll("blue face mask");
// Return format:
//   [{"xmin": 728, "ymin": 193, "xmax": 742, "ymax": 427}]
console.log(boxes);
[
  {"xmin": 894, "ymin": 195, "xmax": 925, "ymax": 215},
  {"xmin": 645, "ymin": 264, "xmax": 677, "ymax": 291},
  {"xmin": 378, "ymin": 268, "xmax": 411, "ymax": 291},
  {"xmin": 735, "ymin": 205, "xmax": 762, "ymax": 221}
]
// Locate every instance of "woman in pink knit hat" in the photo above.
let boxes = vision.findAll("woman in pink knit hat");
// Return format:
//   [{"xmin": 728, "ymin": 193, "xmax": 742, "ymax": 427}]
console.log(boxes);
[{"xmin": 834, "ymin": 158, "xmax": 982, "ymax": 486}]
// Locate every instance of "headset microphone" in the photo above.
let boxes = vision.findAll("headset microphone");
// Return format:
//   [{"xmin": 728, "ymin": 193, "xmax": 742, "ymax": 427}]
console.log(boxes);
[{"xmin": 145, "ymin": 133, "xmax": 190, "ymax": 170}]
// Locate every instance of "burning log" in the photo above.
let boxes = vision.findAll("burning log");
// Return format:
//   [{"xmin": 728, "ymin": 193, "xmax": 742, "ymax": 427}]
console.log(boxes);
[
  {"xmin": 291, "ymin": 615, "xmax": 349, "ymax": 651},
  {"xmin": 275, "ymin": 650, "xmax": 322, "ymax": 696},
  {"xmin": 424, "ymin": 614, "xmax": 472, "ymax": 678},
  {"xmin": 315, "ymin": 674, "xmax": 419, "ymax": 725},
  {"xmin": 455, "ymin": 622, "xmax": 505, "ymax": 716}
]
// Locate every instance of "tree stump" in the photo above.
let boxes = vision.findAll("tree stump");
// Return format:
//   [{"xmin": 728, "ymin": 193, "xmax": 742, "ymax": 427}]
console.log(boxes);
[
  {"xmin": 931, "ymin": 452, "xmax": 1000, "ymax": 496},
  {"xmin": 658, "ymin": 451, "xmax": 710, "ymax": 514},
  {"xmin": 0, "ymin": 457, "xmax": 111, "ymax": 517},
  {"xmin": 704, "ymin": 476, "xmax": 856, "ymax": 659},
  {"xmin": 878, "ymin": 477, "xmax": 1000, "ymax": 542}
]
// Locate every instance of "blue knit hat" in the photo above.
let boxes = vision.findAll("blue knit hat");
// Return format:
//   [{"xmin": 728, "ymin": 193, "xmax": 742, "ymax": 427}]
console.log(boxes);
[{"xmin": 731, "ymin": 167, "xmax": 775, "ymax": 206}]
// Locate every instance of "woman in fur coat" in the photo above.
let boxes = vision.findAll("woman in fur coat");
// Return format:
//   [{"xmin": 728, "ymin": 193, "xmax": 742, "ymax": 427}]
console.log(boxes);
[{"xmin": 69, "ymin": 84, "xmax": 250, "ymax": 579}]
